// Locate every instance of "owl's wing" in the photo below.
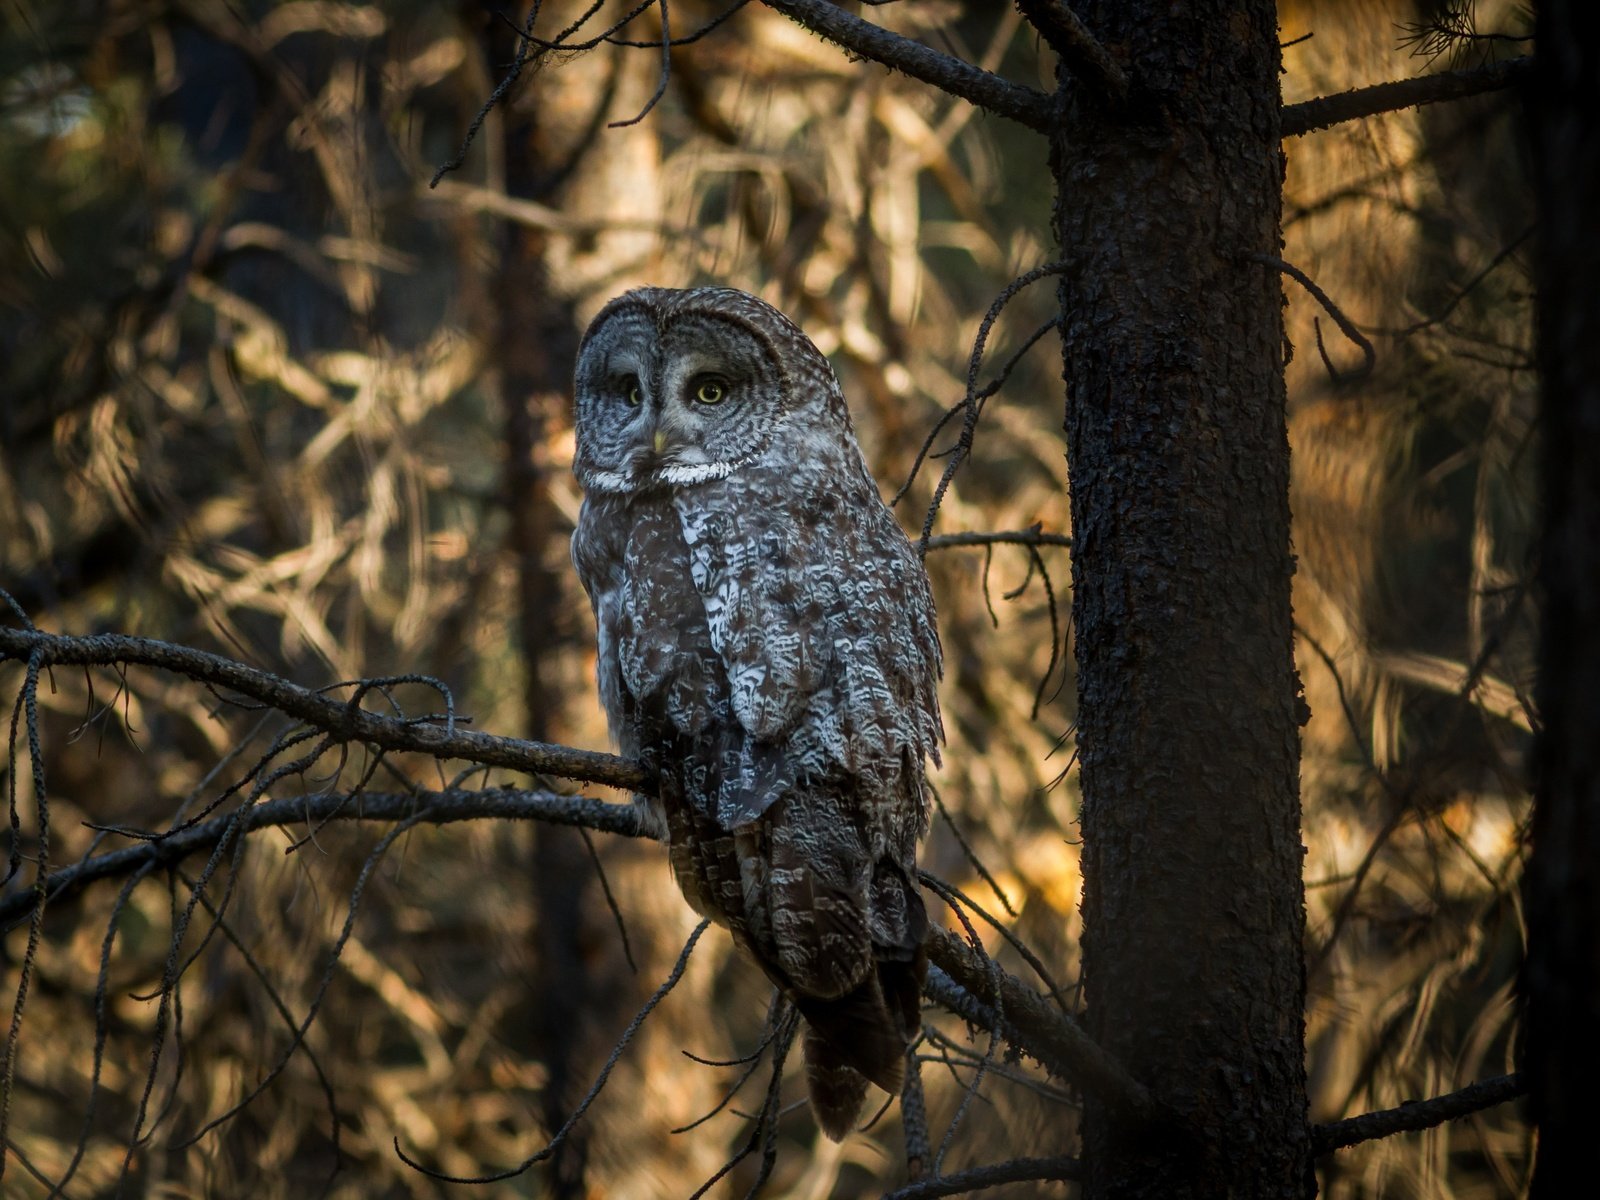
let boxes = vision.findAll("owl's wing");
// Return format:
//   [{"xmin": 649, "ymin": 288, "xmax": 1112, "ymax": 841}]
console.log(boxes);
[
  {"xmin": 576, "ymin": 494, "xmax": 732, "ymax": 753},
  {"xmin": 674, "ymin": 462, "xmax": 942, "ymax": 825},
  {"xmin": 571, "ymin": 497, "xmax": 634, "ymax": 756}
]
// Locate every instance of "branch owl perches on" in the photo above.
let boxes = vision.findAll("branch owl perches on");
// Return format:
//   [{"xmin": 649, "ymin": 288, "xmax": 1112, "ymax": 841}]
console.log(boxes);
[{"xmin": 569, "ymin": 287, "xmax": 944, "ymax": 1139}]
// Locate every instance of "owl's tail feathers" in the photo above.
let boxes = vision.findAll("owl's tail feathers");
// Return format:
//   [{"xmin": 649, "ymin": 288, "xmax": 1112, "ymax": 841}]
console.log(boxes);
[
  {"xmin": 796, "ymin": 980, "xmax": 905, "ymax": 1141},
  {"xmin": 795, "ymin": 861, "xmax": 930, "ymax": 1141},
  {"xmin": 803, "ymin": 1027, "xmax": 872, "ymax": 1142}
]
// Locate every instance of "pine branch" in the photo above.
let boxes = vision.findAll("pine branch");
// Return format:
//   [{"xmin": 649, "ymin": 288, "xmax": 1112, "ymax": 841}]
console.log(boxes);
[
  {"xmin": 1311, "ymin": 1073, "xmax": 1526, "ymax": 1153},
  {"xmin": 0, "ymin": 625, "xmax": 644, "ymax": 791},
  {"xmin": 1282, "ymin": 54, "xmax": 1533, "ymax": 137},
  {"xmin": 756, "ymin": 0, "xmax": 1055, "ymax": 131},
  {"xmin": 1014, "ymin": 0, "xmax": 1128, "ymax": 97}
]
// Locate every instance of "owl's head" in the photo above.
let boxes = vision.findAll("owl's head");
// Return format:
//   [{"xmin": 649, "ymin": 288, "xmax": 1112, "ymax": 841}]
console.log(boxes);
[{"xmin": 571, "ymin": 287, "xmax": 853, "ymax": 493}]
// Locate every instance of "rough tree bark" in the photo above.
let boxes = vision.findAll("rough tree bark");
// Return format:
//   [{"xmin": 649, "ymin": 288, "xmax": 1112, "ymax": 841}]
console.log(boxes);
[
  {"xmin": 1045, "ymin": 3, "xmax": 1313, "ymax": 1195},
  {"xmin": 1524, "ymin": 4, "xmax": 1600, "ymax": 1194}
]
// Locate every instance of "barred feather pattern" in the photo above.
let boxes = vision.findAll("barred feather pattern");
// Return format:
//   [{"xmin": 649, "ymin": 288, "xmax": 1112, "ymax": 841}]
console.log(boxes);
[{"xmin": 571, "ymin": 288, "xmax": 943, "ymax": 1140}]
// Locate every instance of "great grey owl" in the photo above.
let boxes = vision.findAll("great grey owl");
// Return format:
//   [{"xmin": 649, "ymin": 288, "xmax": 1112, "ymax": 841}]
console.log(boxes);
[{"xmin": 570, "ymin": 287, "xmax": 943, "ymax": 1140}]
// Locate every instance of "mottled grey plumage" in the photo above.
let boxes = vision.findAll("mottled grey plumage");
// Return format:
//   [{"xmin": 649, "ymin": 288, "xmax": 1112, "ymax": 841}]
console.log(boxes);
[{"xmin": 570, "ymin": 287, "xmax": 943, "ymax": 1140}]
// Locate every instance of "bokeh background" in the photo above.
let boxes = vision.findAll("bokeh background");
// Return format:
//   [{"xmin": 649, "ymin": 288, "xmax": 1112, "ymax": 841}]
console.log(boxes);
[{"xmin": 1, "ymin": 1, "xmax": 1535, "ymax": 1196}]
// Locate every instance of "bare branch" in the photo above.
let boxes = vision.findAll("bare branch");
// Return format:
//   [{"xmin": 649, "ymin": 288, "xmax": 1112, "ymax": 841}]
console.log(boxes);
[
  {"xmin": 0, "ymin": 789, "xmax": 647, "ymax": 927},
  {"xmin": 756, "ymin": 0, "xmax": 1055, "ymax": 132},
  {"xmin": 901, "ymin": 1044, "xmax": 931, "ymax": 1180},
  {"xmin": 1014, "ymin": 0, "xmax": 1128, "ymax": 97},
  {"xmin": 1, "ymin": 769, "xmax": 1150, "ymax": 1126},
  {"xmin": 1311, "ymin": 1073, "xmax": 1526, "ymax": 1154},
  {"xmin": 882, "ymin": 1154, "xmax": 1081, "ymax": 1199},
  {"xmin": 1361, "ymin": 223, "xmax": 1534, "ymax": 337},
  {"xmin": 912, "ymin": 262, "xmax": 1071, "ymax": 553},
  {"xmin": 0, "ymin": 626, "xmax": 644, "ymax": 791},
  {"xmin": 1250, "ymin": 254, "xmax": 1377, "ymax": 383},
  {"xmin": 1282, "ymin": 54, "xmax": 1533, "ymax": 138},
  {"xmin": 924, "ymin": 934, "xmax": 1154, "ymax": 1123}
]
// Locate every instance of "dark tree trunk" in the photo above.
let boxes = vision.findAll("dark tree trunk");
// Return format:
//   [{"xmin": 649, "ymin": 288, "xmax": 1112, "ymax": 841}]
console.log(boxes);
[
  {"xmin": 1524, "ymin": 6, "xmax": 1600, "ymax": 1194},
  {"xmin": 483, "ymin": 11, "xmax": 594, "ymax": 1196},
  {"xmin": 1048, "ymin": 4, "xmax": 1312, "ymax": 1195}
]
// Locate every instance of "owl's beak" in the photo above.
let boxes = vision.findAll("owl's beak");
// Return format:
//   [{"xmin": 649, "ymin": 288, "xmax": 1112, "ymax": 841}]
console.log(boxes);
[{"xmin": 653, "ymin": 428, "xmax": 669, "ymax": 455}]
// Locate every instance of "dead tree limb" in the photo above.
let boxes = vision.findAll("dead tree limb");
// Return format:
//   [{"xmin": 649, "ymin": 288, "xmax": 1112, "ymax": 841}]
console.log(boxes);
[
  {"xmin": 0, "ymin": 625, "xmax": 643, "ymax": 791},
  {"xmin": 1014, "ymin": 0, "xmax": 1128, "ymax": 97},
  {"xmin": 923, "ymin": 939, "xmax": 1153, "ymax": 1124},
  {"xmin": 1310, "ymin": 1073, "xmax": 1526, "ymax": 1153},
  {"xmin": 757, "ymin": 0, "xmax": 1055, "ymax": 131},
  {"xmin": 0, "ymin": 790, "xmax": 648, "ymax": 927},
  {"xmin": 0, "ymin": 773, "xmax": 1149, "ymax": 1125},
  {"xmin": 1282, "ymin": 54, "xmax": 1533, "ymax": 137}
]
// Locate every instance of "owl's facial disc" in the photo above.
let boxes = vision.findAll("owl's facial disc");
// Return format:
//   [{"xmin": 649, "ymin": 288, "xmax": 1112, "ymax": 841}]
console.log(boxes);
[{"xmin": 573, "ymin": 301, "xmax": 789, "ymax": 493}]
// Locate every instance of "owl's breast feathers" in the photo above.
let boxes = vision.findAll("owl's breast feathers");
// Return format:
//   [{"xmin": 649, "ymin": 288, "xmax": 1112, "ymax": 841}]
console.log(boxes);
[{"xmin": 572, "ymin": 455, "xmax": 943, "ymax": 1139}]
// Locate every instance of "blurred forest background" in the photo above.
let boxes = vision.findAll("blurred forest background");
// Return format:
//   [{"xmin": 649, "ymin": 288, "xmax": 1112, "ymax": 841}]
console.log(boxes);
[{"xmin": 0, "ymin": 1, "xmax": 1537, "ymax": 1196}]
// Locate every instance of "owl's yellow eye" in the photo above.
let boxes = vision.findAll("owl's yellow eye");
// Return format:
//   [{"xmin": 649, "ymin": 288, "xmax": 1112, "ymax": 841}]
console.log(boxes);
[
  {"xmin": 693, "ymin": 379, "xmax": 727, "ymax": 405},
  {"xmin": 623, "ymin": 381, "xmax": 642, "ymax": 407}
]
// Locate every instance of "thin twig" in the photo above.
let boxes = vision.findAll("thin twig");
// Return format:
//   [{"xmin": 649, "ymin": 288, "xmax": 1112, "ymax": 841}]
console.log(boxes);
[
  {"xmin": 916, "ymin": 265, "xmax": 1070, "ymax": 553},
  {"xmin": 608, "ymin": 0, "xmax": 672, "ymax": 127},
  {"xmin": 429, "ymin": 1, "xmax": 546, "ymax": 186},
  {"xmin": 686, "ymin": 1008, "xmax": 798, "ymax": 1200},
  {"xmin": 1363, "ymin": 224, "xmax": 1535, "ymax": 337},
  {"xmin": 607, "ymin": 0, "xmax": 749, "ymax": 48},
  {"xmin": 929, "ymin": 785, "xmax": 1016, "ymax": 918},
  {"xmin": 0, "ymin": 654, "xmax": 49, "ymax": 1183},
  {"xmin": 881, "ymin": 1154, "xmax": 1081, "ymax": 1199},
  {"xmin": 396, "ymin": 919, "xmax": 711, "ymax": 1183},
  {"xmin": 578, "ymin": 827, "xmax": 637, "ymax": 973},
  {"xmin": 920, "ymin": 872, "xmax": 1072, "ymax": 1015},
  {"xmin": 46, "ymin": 863, "xmax": 158, "ymax": 1199},
  {"xmin": 923, "ymin": 527, "xmax": 1072, "ymax": 552},
  {"xmin": 1251, "ymin": 254, "xmax": 1376, "ymax": 382},
  {"xmin": 926, "ymin": 887, "xmax": 1001, "ymax": 1171},
  {"xmin": 895, "ymin": 317, "xmax": 1059, "ymax": 513},
  {"xmin": 918, "ymin": 1025, "xmax": 1077, "ymax": 1106}
]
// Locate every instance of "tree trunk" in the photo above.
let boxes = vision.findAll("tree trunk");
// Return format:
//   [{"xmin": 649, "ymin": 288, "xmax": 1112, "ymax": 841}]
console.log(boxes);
[
  {"xmin": 484, "ymin": 11, "xmax": 594, "ymax": 1195},
  {"xmin": 1524, "ymin": 6, "xmax": 1600, "ymax": 1194},
  {"xmin": 1050, "ymin": 4, "xmax": 1313, "ymax": 1195}
]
